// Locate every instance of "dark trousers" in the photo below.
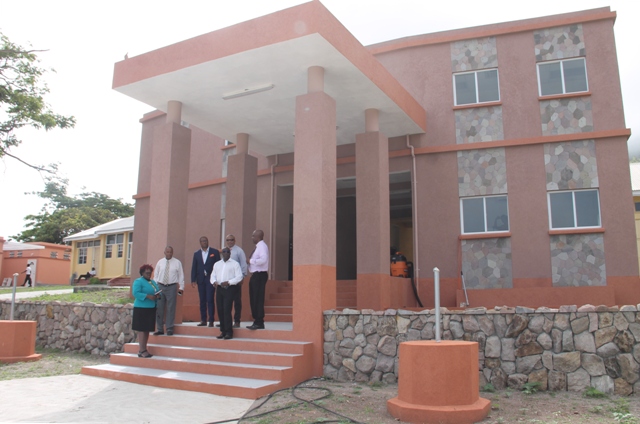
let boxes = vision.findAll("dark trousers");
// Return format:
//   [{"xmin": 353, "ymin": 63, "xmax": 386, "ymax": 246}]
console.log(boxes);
[
  {"xmin": 22, "ymin": 275, "xmax": 32, "ymax": 286},
  {"xmin": 197, "ymin": 281, "xmax": 216, "ymax": 323},
  {"xmin": 233, "ymin": 281, "xmax": 243, "ymax": 323},
  {"xmin": 216, "ymin": 284, "xmax": 238, "ymax": 336},
  {"xmin": 249, "ymin": 271, "xmax": 268, "ymax": 327}
]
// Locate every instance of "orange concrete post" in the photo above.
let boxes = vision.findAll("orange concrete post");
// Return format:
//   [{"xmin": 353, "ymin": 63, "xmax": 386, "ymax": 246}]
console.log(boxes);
[
  {"xmin": 356, "ymin": 109, "xmax": 391, "ymax": 310},
  {"xmin": 226, "ymin": 133, "xmax": 258, "ymax": 258},
  {"xmin": 147, "ymin": 101, "xmax": 191, "ymax": 323},
  {"xmin": 0, "ymin": 321, "xmax": 42, "ymax": 363},
  {"xmin": 387, "ymin": 341, "xmax": 490, "ymax": 424},
  {"xmin": 292, "ymin": 66, "xmax": 337, "ymax": 376}
]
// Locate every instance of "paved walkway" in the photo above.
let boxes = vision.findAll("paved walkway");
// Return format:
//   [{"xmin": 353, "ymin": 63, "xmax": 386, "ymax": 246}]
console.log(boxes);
[
  {"xmin": 0, "ymin": 374, "xmax": 254, "ymax": 423},
  {"xmin": 0, "ymin": 288, "xmax": 74, "ymax": 301}
]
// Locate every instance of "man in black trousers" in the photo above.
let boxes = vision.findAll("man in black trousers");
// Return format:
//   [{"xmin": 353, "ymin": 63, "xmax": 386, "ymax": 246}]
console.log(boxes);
[{"xmin": 190, "ymin": 236, "xmax": 220, "ymax": 327}]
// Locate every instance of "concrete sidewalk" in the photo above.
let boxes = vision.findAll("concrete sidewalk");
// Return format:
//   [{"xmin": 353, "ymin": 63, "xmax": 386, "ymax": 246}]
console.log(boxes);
[
  {"xmin": 0, "ymin": 288, "xmax": 74, "ymax": 301},
  {"xmin": 0, "ymin": 374, "xmax": 254, "ymax": 423}
]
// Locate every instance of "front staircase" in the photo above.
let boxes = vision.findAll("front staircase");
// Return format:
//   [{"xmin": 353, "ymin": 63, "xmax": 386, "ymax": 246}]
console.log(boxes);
[
  {"xmin": 83, "ymin": 280, "xmax": 357, "ymax": 399},
  {"xmin": 82, "ymin": 323, "xmax": 313, "ymax": 399},
  {"xmin": 264, "ymin": 280, "xmax": 357, "ymax": 323}
]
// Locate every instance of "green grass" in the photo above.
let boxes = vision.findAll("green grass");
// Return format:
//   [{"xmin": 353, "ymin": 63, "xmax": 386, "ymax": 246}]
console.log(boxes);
[
  {"xmin": 0, "ymin": 348, "xmax": 110, "ymax": 381},
  {"xmin": 0, "ymin": 285, "xmax": 73, "ymax": 295},
  {"xmin": 27, "ymin": 288, "xmax": 132, "ymax": 305}
]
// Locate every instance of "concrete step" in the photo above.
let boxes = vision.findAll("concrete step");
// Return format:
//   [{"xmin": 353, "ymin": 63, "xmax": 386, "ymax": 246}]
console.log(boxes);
[
  {"xmin": 269, "ymin": 293, "xmax": 293, "ymax": 300},
  {"xmin": 123, "ymin": 343, "xmax": 302, "ymax": 367},
  {"xmin": 265, "ymin": 299, "xmax": 293, "ymax": 307},
  {"xmin": 265, "ymin": 313, "xmax": 292, "ymax": 322},
  {"xmin": 82, "ymin": 364, "xmax": 281, "ymax": 399},
  {"xmin": 277, "ymin": 287, "xmax": 293, "ymax": 294},
  {"xmin": 149, "ymin": 334, "xmax": 309, "ymax": 354},
  {"xmin": 110, "ymin": 353, "xmax": 291, "ymax": 382},
  {"xmin": 264, "ymin": 306, "xmax": 293, "ymax": 314}
]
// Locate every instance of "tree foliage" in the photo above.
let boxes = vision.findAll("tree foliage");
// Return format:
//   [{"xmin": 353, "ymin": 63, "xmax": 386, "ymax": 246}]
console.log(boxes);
[
  {"xmin": 14, "ymin": 177, "xmax": 134, "ymax": 244},
  {"xmin": 1, "ymin": 30, "xmax": 75, "ymax": 172}
]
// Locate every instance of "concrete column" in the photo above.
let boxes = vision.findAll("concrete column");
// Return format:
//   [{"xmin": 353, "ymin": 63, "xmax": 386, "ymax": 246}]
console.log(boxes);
[
  {"xmin": 292, "ymin": 67, "xmax": 337, "ymax": 375},
  {"xmin": 226, "ymin": 133, "xmax": 257, "ymax": 256},
  {"xmin": 356, "ymin": 108, "xmax": 391, "ymax": 310},
  {"xmin": 147, "ymin": 119, "xmax": 191, "ymax": 270},
  {"xmin": 166, "ymin": 100, "xmax": 182, "ymax": 124}
]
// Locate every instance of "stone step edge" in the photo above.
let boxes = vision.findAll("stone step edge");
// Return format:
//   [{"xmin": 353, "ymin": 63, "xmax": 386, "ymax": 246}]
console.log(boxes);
[
  {"xmin": 158, "ymin": 334, "xmax": 310, "ymax": 345},
  {"xmin": 82, "ymin": 364, "xmax": 280, "ymax": 398},
  {"xmin": 113, "ymin": 353, "xmax": 290, "ymax": 371},
  {"xmin": 135, "ymin": 343, "xmax": 303, "ymax": 358}
]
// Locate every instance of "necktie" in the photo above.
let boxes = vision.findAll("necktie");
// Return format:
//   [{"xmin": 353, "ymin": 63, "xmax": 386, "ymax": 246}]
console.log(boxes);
[{"xmin": 163, "ymin": 260, "xmax": 170, "ymax": 284}]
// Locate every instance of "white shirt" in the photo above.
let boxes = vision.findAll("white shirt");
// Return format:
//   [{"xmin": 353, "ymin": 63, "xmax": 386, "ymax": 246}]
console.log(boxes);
[
  {"xmin": 201, "ymin": 249, "xmax": 208, "ymax": 265},
  {"xmin": 212, "ymin": 258, "xmax": 243, "ymax": 286},
  {"xmin": 25, "ymin": 266, "xmax": 31, "ymax": 275},
  {"xmin": 249, "ymin": 240, "xmax": 269, "ymax": 273},
  {"xmin": 154, "ymin": 257, "xmax": 185, "ymax": 290},
  {"xmin": 229, "ymin": 245, "xmax": 247, "ymax": 276}
]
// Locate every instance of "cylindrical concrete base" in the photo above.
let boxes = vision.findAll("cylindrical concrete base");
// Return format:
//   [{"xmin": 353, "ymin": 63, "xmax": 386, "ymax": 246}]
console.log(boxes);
[
  {"xmin": 0, "ymin": 320, "xmax": 42, "ymax": 364},
  {"xmin": 387, "ymin": 341, "xmax": 490, "ymax": 424}
]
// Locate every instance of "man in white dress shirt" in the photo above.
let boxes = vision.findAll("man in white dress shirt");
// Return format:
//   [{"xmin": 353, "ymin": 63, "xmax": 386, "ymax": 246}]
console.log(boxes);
[
  {"xmin": 154, "ymin": 246, "xmax": 184, "ymax": 336},
  {"xmin": 246, "ymin": 229, "xmax": 269, "ymax": 330},
  {"xmin": 225, "ymin": 234, "xmax": 247, "ymax": 328},
  {"xmin": 212, "ymin": 247, "xmax": 243, "ymax": 339}
]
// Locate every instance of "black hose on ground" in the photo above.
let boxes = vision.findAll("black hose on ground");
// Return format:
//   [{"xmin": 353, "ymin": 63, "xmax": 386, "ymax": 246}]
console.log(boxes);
[{"xmin": 206, "ymin": 377, "xmax": 363, "ymax": 424}]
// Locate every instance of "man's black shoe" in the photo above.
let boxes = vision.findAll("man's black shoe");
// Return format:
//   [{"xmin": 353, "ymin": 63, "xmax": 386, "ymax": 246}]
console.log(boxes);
[
  {"xmin": 246, "ymin": 325, "xmax": 265, "ymax": 330},
  {"xmin": 216, "ymin": 333, "xmax": 225, "ymax": 339},
  {"xmin": 166, "ymin": 329, "xmax": 173, "ymax": 336},
  {"xmin": 153, "ymin": 331, "xmax": 164, "ymax": 336},
  {"xmin": 208, "ymin": 322, "xmax": 215, "ymax": 328},
  {"xmin": 196, "ymin": 322, "xmax": 207, "ymax": 326},
  {"xmin": 223, "ymin": 335, "xmax": 232, "ymax": 340}
]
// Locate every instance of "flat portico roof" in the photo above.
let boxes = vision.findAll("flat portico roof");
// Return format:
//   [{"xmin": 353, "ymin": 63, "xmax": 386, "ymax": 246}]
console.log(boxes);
[{"xmin": 113, "ymin": 0, "xmax": 426, "ymax": 156}]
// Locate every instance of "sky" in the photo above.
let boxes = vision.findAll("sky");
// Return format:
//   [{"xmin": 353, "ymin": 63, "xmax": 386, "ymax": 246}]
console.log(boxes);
[{"xmin": 1, "ymin": 0, "xmax": 639, "ymax": 240}]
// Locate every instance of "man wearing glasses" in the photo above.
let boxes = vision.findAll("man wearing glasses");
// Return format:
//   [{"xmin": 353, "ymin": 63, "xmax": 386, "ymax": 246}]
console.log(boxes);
[
  {"xmin": 225, "ymin": 234, "xmax": 247, "ymax": 328},
  {"xmin": 212, "ymin": 247, "xmax": 243, "ymax": 339}
]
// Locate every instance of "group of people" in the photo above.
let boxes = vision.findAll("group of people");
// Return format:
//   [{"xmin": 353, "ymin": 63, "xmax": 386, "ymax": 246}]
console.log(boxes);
[{"xmin": 130, "ymin": 230, "xmax": 269, "ymax": 357}]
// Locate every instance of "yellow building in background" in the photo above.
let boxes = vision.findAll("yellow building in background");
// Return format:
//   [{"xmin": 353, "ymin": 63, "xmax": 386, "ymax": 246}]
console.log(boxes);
[{"xmin": 64, "ymin": 217, "xmax": 133, "ymax": 283}]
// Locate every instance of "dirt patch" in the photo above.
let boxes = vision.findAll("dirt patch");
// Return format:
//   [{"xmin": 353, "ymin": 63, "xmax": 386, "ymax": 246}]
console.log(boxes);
[
  {"xmin": 240, "ymin": 379, "xmax": 640, "ymax": 424},
  {"xmin": 0, "ymin": 348, "xmax": 110, "ymax": 380},
  {"xmin": 2, "ymin": 352, "xmax": 640, "ymax": 423}
]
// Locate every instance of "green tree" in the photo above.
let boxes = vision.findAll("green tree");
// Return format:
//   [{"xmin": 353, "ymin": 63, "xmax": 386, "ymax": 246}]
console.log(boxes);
[
  {"xmin": 1, "ymin": 30, "xmax": 75, "ymax": 172},
  {"xmin": 14, "ymin": 177, "xmax": 134, "ymax": 244}
]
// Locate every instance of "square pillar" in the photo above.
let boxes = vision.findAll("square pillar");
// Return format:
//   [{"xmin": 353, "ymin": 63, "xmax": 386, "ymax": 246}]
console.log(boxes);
[
  {"xmin": 356, "ymin": 130, "xmax": 391, "ymax": 310},
  {"xmin": 226, "ymin": 148, "xmax": 258, "ymax": 253},
  {"xmin": 292, "ymin": 90, "xmax": 337, "ymax": 375},
  {"xmin": 147, "ymin": 121, "xmax": 191, "ymax": 325}
]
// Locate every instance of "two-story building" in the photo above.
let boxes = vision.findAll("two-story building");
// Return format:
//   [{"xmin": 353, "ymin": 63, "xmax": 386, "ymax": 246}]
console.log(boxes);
[{"xmin": 109, "ymin": 2, "xmax": 638, "ymax": 378}]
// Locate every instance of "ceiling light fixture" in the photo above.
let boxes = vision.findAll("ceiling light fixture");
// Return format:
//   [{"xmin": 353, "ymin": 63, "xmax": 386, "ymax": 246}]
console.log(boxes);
[{"xmin": 222, "ymin": 84, "xmax": 275, "ymax": 100}]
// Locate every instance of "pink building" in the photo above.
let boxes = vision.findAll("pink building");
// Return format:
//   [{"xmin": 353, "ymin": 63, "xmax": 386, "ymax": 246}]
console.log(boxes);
[{"xmin": 105, "ymin": 2, "xmax": 638, "ymax": 388}]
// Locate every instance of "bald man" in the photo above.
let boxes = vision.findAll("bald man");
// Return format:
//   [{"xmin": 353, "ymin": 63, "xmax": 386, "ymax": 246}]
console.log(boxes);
[{"xmin": 246, "ymin": 230, "xmax": 269, "ymax": 330}]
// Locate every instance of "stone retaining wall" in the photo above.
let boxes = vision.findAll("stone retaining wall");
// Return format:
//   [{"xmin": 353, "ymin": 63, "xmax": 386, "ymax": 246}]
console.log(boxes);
[
  {"xmin": 323, "ymin": 305, "xmax": 640, "ymax": 395},
  {"xmin": 0, "ymin": 300, "xmax": 135, "ymax": 355}
]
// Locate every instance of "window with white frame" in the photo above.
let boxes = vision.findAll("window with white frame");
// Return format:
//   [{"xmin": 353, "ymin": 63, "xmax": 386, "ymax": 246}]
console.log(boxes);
[
  {"xmin": 537, "ymin": 58, "xmax": 588, "ymax": 96},
  {"xmin": 116, "ymin": 234, "xmax": 124, "ymax": 258},
  {"xmin": 454, "ymin": 69, "xmax": 500, "ymax": 106},
  {"xmin": 461, "ymin": 195, "xmax": 509, "ymax": 234},
  {"xmin": 78, "ymin": 242, "xmax": 87, "ymax": 264},
  {"xmin": 548, "ymin": 189, "xmax": 600, "ymax": 229}
]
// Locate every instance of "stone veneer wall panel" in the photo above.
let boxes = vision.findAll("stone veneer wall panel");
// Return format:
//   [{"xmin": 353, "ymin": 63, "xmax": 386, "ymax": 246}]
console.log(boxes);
[
  {"xmin": 540, "ymin": 98, "xmax": 593, "ymax": 136},
  {"xmin": 0, "ymin": 300, "xmax": 135, "ymax": 355},
  {"xmin": 534, "ymin": 24, "xmax": 585, "ymax": 62},
  {"xmin": 462, "ymin": 237, "xmax": 513, "ymax": 289},
  {"xmin": 451, "ymin": 37, "xmax": 498, "ymax": 71},
  {"xmin": 545, "ymin": 140, "xmax": 598, "ymax": 190},
  {"xmin": 323, "ymin": 305, "xmax": 640, "ymax": 395},
  {"xmin": 550, "ymin": 234, "xmax": 606, "ymax": 287},
  {"xmin": 455, "ymin": 106, "xmax": 504, "ymax": 144},
  {"xmin": 458, "ymin": 148, "xmax": 507, "ymax": 197}
]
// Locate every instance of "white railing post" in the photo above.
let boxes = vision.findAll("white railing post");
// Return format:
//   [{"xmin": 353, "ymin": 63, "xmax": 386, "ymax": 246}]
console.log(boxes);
[
  {"xmin": 10, "ymin": 273, "xmax": 19, "ymax": 320},
  {"xmin": 434, "ymin": 267, "xmax": 440, "ymax": 342}
]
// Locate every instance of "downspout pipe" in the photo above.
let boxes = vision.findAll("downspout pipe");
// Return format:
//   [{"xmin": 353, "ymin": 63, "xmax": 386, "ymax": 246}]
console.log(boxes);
[
  {"xmin": 406, "ymin": 135, "xmax": 419, "ymax": 301},
  {"xmin": 269, "ymin": 154, "xmax": 279, "ymax": 280}
]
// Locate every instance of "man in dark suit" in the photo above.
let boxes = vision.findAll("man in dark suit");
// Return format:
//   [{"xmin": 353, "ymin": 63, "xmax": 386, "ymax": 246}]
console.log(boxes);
[{"xmin": 191, "ymin": 236, "xmax": 220, "ymax": 327}]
